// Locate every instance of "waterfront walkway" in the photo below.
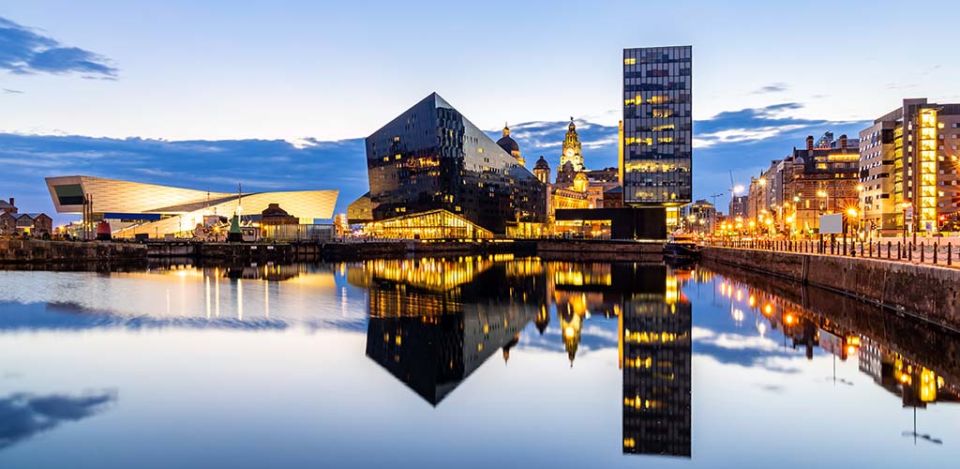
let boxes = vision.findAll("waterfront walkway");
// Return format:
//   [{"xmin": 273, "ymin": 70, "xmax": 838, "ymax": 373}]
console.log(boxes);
[{"xmin": 707, "ymin": 238, "xmax": 959, "ymax": 268}]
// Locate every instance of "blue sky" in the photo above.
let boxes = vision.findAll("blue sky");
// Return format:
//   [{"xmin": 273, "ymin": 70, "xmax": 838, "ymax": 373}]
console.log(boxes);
[{"xmin": 1, "ymin": 1, "xmax": 957, "ymax": 222}]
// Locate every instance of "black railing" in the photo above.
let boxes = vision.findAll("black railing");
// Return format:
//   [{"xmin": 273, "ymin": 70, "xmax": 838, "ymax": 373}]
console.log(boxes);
[{"xmin": 705, "ymin": 238, "xmax": 955, "ymax": 267}]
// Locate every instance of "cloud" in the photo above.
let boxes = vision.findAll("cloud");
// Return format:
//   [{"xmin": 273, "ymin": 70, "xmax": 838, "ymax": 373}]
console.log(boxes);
[
  {"xmin": 0, "ymin": 16, "xmax": 117, "ymax": 78},
  {"xmin": 0, "ymin": 390, "xmax": 117, "ymax": 450},
  {"xmin": 752, "ymin": 82, "xmax": 788, "ymax": 94},
  {"xmin": 2, "ymin": 88, "xmax": 22, "ymax": 94}
]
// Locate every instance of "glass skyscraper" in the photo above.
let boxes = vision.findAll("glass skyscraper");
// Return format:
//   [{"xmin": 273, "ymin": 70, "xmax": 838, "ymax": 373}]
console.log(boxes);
[
  {"xmin": 355, "ymin": 93, "xmax": 546, "ymax": 237},
  {"xmin": 622, "ymin": 46, "xmax": 693, "ymax": 224}
]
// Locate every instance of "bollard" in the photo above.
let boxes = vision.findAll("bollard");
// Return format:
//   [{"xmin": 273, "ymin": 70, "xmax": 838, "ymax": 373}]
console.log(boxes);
[
  {"xmin": 949, "ymin": 243, "xmax": 953, "ymax": 266},
  {"xmin": 887, "ymin": 241, "xmax": 891, "ymax": 260},
  {"xmin": 934, "ymin": 243, "xmax": 938, "ymax": 264},
  {"xmin": 909, "ymin": 243, "xmax": 912, "ymax": 261},
  {"xmin": 869, "ymin": 241, "xmax": 873, "ymax": 257},
  {"xmin": 921, "ymin": 243, "xmax": 925, "ymax": 263}
]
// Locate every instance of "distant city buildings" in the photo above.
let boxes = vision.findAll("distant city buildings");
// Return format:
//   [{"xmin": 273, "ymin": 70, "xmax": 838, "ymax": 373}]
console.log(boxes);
[
  {"xmin": 737, "ymin": 98, "xmax": 960, "ymax": 238},
  {"xmin": 622, "ymin": 46, "xmax": 693, "ymax": 228},
  {"xmin": 681, "ymin": 199, "xmax": 716, "ymax": 233},
  {"xmin": 746, "ymin": 133, "xmax": 860, "ymax": 234},
  {"xmin": 859, "ymin": 99, "xmax": 960, "ymax": 235},
  {"xmin": 728, "ymin": 195, "xmax": 748, "ymax": 219}
]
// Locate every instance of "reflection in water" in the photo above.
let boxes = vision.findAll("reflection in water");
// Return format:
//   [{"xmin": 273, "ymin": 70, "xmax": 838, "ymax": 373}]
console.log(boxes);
[
  {"xmin": 355, "ymin": 257, "xmax": 694, "ymax": 457},
  {"xmin": 0, "ymin": 390, "xmax": 117, "ymax": 450},
  {"xmin": 703, "ymin": 264, "xmax": 960, "ymax": 446},
  {"xmin": 705, "ymin": 267, "xmax": 960, "ymax": 408},
  {"xmin": 2, "ymin": 257, "xmax": 960, "ymax": 464},
  {"xmin": 355, "ymin": 258, "xmax": 541, "ymax": 405},
  {"xmin": 621, "ymin": 266, "xmax": 692, "ymax": 457}
]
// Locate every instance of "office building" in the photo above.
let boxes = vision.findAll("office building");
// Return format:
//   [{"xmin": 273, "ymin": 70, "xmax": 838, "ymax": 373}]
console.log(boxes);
[
  {"xmin": 348, "ymin": 93, "xmax": 546, "ymax": 238},
  {"xmin": 622, "ymin": 46, "xmax": 693, "ymax": 228},
  {"xmin": 859, "ymin": 99, "xmax": 960, "ymax": 235}
]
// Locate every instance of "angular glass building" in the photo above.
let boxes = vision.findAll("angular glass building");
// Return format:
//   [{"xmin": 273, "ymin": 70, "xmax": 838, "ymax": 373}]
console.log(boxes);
[
  {"xmin": 351, "ymin": 93, "xmax": 546, "ymax": 237},
  {"xmin": 622, "ymin": 46, "xmax": 693, "ymax": 227}
]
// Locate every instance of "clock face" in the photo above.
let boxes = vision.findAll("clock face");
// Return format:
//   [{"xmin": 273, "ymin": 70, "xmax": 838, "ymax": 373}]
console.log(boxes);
[{"xmin": 565, "ymin": 148, "xmax": 574, "ymax": 157}]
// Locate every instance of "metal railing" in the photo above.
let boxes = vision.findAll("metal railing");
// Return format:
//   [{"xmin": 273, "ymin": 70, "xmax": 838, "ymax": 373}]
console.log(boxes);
[{"xmin": 706, "ymin": 238, "xmax": 956, "ymax": 267}]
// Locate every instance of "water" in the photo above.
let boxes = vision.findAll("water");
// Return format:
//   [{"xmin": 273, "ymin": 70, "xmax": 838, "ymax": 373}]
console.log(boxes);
[{"xmin": 0, "ymin": 258, "xmax": 958, "ymax": 468}]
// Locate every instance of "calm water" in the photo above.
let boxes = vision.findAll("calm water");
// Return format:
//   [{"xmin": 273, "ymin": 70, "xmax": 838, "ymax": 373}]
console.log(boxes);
[{"xmin": 1, "ymin": 258, "xmax": 958, "ymax": 468}]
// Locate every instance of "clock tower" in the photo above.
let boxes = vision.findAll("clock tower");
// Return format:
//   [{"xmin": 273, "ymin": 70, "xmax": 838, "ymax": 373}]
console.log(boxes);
[{"xmin": 559, "ymin": 117, "xmax": 585, "ymax": 173}]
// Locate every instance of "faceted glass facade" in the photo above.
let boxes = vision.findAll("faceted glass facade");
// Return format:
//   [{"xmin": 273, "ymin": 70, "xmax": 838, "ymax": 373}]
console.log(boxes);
[
  {"xmin": 360, "ymin": 209, "xmax": 493, "ymax": 240},
  {"xmin": 364, "ymin": 93, "xmax": 547, "ymax": 235},
  {"xmin": 622, "ymin": 46, "xmax": 693, "ymax": 206}
]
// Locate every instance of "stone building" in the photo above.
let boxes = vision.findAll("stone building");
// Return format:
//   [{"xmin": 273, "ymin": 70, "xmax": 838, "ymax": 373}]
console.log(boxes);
[{"xmin": 747, "ymin": 133, "xmax": 860, "ymax": 235}]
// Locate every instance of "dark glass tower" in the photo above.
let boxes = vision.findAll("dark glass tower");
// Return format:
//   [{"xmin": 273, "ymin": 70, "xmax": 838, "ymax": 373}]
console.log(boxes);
[
  {"xmin": 622, "ymin": 46, "xmax": 693, "ymax": 211},
  {"xmin": 361, "ymin": 93, "xmax": 546, "ymax": 235}
]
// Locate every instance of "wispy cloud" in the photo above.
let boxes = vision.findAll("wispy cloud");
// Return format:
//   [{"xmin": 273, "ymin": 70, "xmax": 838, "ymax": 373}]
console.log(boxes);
[
  {"xmin": 751, "ymin": 82, "xmax": 788, "ymax": 94},
  {"xmin": 2, "ymin": 88, "xmax": 23, "ymax": 94},
  {"xmin": 0, "ymin": 16, "xmax": 117, "ymax": 78}
]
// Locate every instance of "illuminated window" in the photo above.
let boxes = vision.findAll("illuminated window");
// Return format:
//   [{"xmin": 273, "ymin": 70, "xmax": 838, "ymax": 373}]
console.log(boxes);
[{"xmin": 624, "ymin": 58, "xmax": 636, "ymax": 65}]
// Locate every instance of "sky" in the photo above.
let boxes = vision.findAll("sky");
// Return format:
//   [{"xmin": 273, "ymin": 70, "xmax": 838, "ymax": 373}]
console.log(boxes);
[{"xmin": 1, "ymin": 0, "xmax": 958, "ymax": 222}]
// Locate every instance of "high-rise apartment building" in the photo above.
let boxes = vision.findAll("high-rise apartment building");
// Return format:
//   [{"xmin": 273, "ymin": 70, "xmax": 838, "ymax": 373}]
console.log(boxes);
[
  {"xmin": 859, "ymin": 99, "xmax": 960, "ymax": 235},
  {"xmin": 622, "ymin": 46, "xmax": 693, "ymax": 228}
]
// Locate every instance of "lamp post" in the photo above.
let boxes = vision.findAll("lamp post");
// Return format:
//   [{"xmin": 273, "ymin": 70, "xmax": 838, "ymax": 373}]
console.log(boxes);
[
  {"xmin": 845, "ymin": 207, "xmax": 859, "ymax": 246},
  {"xmin": 900, "ymin": 202, "xmax": 911, "ymax": 244},
  {"xmin": 855, "ymin": 184, "xmax": 865, "ymax": 241}
]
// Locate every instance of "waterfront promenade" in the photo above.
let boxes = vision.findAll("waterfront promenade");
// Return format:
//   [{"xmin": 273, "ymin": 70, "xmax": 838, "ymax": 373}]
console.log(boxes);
[{"xmin": 708, "ymin": 237, "xmax": 960, "ymax": 268}]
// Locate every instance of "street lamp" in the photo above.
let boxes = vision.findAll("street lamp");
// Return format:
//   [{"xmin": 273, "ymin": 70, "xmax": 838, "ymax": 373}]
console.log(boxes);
[
  {"xmin": 899, "ymin": 201, "xmax": 912, "ymax": 243},
  {"xmin": 856, "ymin": 184, "xmax": 865, "ymax": 239},
  {"xmin": 845, "ymin": 207, "xmax": 859, "ymax": 244}
]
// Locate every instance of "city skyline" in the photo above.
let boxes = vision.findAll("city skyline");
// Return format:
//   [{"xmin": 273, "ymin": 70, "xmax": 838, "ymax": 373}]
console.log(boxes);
[{"xmin": 5, "ymin": 2, "xmax": 954, "ymax": 221}]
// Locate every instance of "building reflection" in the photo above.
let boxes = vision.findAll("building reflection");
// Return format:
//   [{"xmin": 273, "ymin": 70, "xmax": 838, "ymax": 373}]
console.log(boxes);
[
  {"xmin": 355, "ymin": 257, "xmax": 542, "ymax": 405},
  {"xmin": 543, "ymin": 261, "xmax": 693, "ymax": 456},
  {"xmin": 355, "ymin": 258, "xmax": 695, "ymax": 452},
  {"xmin": 707, "ymin": 266, "xmax": 960, "ymax": 411},
  {"xmin": 620, "ymin": 266, "xmax": 692, "ymax": 457}
]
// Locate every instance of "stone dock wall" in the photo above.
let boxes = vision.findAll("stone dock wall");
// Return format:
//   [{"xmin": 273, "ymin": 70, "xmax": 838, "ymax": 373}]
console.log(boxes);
[
  {"xmin": 0, "ymin": 239, "xmax": 147, "ymax": 265},
  {"xmin": 537, "ymin": 240, "xmax": 664, "ymax": 262},
  {"xmin": 702, "ymin": 247, "xmax": 960, "ymax": 332}
]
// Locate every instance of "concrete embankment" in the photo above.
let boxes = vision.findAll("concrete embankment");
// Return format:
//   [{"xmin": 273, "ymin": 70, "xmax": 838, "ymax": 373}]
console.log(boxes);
[
  {"xmin": 0, "ymin": 239, "xmax": 146, "ymax": 266},
  {"xmin": 702, "ymin": 247, "xmax": 960, "ymax": 332}
]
